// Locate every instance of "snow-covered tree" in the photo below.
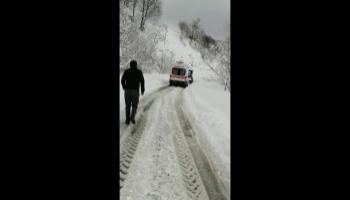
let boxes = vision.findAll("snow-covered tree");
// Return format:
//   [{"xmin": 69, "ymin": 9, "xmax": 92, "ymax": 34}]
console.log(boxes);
[
  {"xmin": 178, "ymin": 18, "xmax": 231, "ymax": 91},
  {"xmin": 139, "ymin": 0, "xmax": 162, "ymax": 31},
  {"xmin": 179, "ymin": 21, "xmax": 191, "ymax": 38},
  {"xmin": 120, "ymin": 1, "xmax": 166, "ymax": 73},
  {"xmin": 190, "ymin": 18, "xmax": 201, "ymax": 41}
]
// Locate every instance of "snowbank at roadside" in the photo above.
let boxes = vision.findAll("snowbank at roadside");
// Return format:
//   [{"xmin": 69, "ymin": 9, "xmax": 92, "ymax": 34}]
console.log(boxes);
[{"xmin": 182, "ymin": 79, "xmax": 231, "ymax": 197}]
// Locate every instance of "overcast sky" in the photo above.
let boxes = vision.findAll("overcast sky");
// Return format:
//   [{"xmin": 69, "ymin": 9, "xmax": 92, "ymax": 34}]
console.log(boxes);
[{"xmin": 159, "ymin": 0, "xmax": 230, "ymax": 40}]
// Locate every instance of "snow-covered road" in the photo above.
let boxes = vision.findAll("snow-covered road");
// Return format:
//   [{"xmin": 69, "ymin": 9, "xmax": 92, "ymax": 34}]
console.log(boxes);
[
  {"xmin": 119, "ymin": 82, "xmax": 229, "ymax": 200},
  {"xmin": 119, "ymin": 23, "xmax": 230, "ymax": 199}
]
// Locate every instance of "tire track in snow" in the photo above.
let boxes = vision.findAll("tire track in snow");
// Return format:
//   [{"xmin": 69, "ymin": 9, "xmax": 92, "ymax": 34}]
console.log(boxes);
[
  {"xmin": 119, "ymin": 105, "xmax": 150, "ymax": 189},
  {"xmin": 146, "ymin": 94, "xmax": 190, "ymax": 200},
  {"xmin": 119, "ymin": 86, "xmax": 172, "ymax": 189},
  {"xmin": 174, "ymin": 90, "xmax": 228, "ymax": 200},
  {"xmin": 120, "ymin": 86, "xmax": 226, "ymax": 199},
  {"xmin": 120, "ymin": 85, "xmax": 171, "ymax": 143},
  {"xmin": 119, "ymin": 85, "xmax": 169, "ymax": 136},
  {"xmin": 121, "ymin": 87, "xmax": 189, "ymax": 200},
  {"xmin": 167, "ymin": 88, "xmax": 210, "ymax": 200},
  {"xmin": 183, "ymin": 85, "xmax": 231, "ymax": 199}
]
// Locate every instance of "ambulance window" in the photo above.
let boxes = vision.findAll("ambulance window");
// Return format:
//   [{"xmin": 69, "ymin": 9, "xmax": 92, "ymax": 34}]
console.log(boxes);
[{"xmin": 172, "ymin": 68, "xmax": 186, "ymax": 75}]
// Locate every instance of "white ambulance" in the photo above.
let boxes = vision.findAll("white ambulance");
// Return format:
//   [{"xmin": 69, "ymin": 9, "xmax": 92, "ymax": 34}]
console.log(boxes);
[{"xmin": 169, "ymin": 61, "xmax": 193, "ymax": 87}]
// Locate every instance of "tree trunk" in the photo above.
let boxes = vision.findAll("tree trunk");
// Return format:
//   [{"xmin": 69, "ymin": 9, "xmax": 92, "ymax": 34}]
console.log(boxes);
[
  {"xmin": 145, "ymin": 0, "xmax": 150, "ymax": 20},
  {"xmin": 140, "ymin": 0, "xmax": 146, "ymax": 31},
  {"xmin": 132, "ymin": 0, "xmax": 137, "ymax": 21},
  {"xmin": 124, "ymin": 0, "xmax": 130, "ymax": 7}
]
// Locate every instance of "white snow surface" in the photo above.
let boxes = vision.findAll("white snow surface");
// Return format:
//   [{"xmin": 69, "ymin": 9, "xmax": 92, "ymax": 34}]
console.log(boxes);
[{"xmin": 120, "ymin": 27, "xmax": 230, "ymax": 199}]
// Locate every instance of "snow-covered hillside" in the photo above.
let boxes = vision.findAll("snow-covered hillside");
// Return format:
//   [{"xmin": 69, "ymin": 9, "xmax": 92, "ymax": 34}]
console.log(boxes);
[
  {"xmin": 157, "ymin": 27, "xmax": 218, "ymax": 81},
  {"xmin": 120, "ymin": 27, "xmax": 223, "ymax": 111}
]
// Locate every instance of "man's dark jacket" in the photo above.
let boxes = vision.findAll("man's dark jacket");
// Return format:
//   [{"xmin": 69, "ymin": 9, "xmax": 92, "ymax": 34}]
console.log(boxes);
[{"xmin": 121, "ymin": 66, "xmax": 145, "ymax": 93}]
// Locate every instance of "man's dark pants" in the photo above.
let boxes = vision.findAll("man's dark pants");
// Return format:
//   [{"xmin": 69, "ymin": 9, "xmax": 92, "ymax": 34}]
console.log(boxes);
[{"xmin": 124, "ymin": 89, "xmax": 139, "ymax": 122}]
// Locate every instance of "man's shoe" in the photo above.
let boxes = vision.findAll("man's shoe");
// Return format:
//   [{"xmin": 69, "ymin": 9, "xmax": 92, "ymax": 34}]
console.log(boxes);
[
  {"xmin": 125, "ymin": 120, "xmax": 130, "ymax": 125},
  {"xmin": 131, "ymin": 119, "xmax": 135, "ymax": 124}
]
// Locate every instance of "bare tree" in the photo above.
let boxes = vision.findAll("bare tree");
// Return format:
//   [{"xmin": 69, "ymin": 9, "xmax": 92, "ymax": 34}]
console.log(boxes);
[
  {"xmin": 190, "ymin": 18, "xmax": 200, "ymax": 41},
  {"xmin": 139, "ymin": 0, "xmax": 146, "ymax": 31},
  {"xmin": 132, "ymin": 0, "xmax": 138, "ymax": 21},
  {"xmin": 120, "ymin": 0, "xmax": 166, "ymax": 72},
  {"xmin": 123, "ymin": 0, "xmax": 132, "ymax": 7},
  {"xmin": 140, "ymin": 0, "xmax": 162, "ymax": 31},
  {"xmin": 147, "ymin": 0, "xmax": 162, "ymax": 22},
  {"xmin": 179, "ymin": 21, "xmax": 191, "ymax": 37}
]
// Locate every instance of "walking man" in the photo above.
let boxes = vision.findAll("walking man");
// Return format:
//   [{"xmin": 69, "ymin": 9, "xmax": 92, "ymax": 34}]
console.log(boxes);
[{"xmin": 121, "ymin": 60, "xmax": 145, "ymax": 124}]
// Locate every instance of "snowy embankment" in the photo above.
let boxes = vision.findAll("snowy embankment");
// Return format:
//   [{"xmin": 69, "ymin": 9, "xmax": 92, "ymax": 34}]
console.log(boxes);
[{"xmin": 182, "ymin": 80, "xmax": 231, "ymax": 196}]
